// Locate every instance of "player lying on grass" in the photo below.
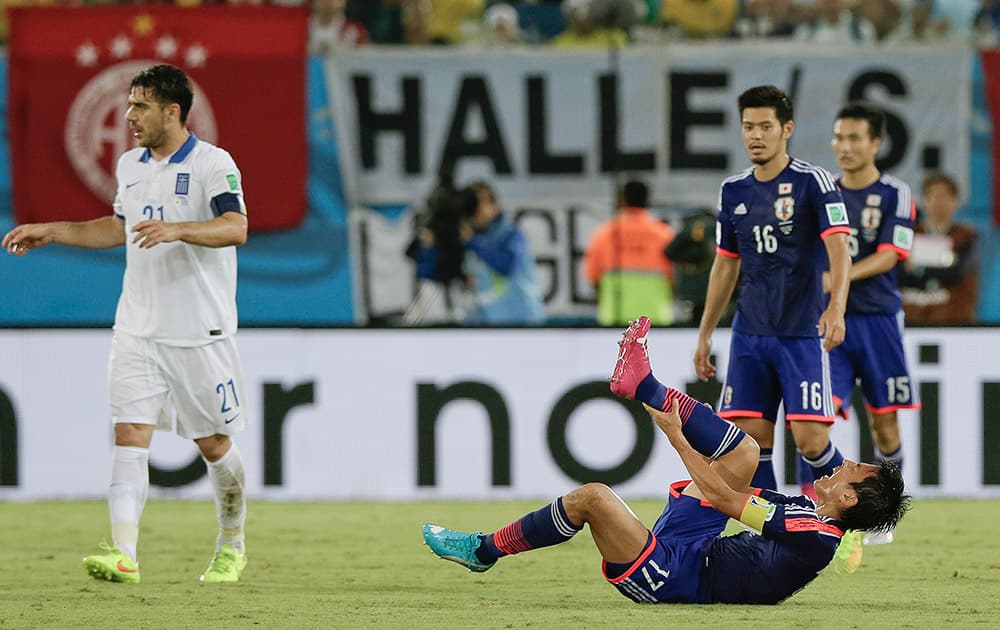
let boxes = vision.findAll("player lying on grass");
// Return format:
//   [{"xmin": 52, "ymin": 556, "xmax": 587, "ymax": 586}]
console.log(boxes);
[{"xmin": 423, "ymin": 316, "xmax": 910, "ymax": 604}]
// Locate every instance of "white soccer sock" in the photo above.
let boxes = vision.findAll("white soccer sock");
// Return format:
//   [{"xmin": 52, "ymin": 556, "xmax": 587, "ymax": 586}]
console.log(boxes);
[
  {"xmin": 205, "ymin": 443, "xmax": 246, "ymax": 554},
  {"xmin": 108, "ymin": 445, "xmax": 150, "ymax": 563}
]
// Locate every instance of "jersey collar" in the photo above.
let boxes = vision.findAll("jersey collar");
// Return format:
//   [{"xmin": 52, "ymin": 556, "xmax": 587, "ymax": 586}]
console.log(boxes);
[{"xmin": 138, "ymin": 132, "xmax": 199, "ymax": 164}]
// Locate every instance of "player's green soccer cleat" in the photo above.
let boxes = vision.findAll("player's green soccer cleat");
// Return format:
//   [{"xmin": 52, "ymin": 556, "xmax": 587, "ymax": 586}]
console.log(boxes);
[
  {"xmin": 422, "ymin": 524, "xmax": 496, "ymax": 573},
  {"xmin": 200, "ymin": 544, "xmax": 248, "ymax": 583},
  {"xmin": 833, "ymin": 530, "xmax": 864, "ymax": 574},
  {"xmin": 82, "ymin": 541, "xmax": 140, "ymax": 584}
]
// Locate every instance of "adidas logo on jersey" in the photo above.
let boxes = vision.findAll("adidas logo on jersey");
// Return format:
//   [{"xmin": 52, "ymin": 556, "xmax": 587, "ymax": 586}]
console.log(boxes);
[{"xmin": 734, "ymin": 203, "xmax": 748, "ymax": 215}]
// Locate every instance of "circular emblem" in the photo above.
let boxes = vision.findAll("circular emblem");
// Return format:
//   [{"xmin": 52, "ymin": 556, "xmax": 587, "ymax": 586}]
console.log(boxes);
[{"xmin": 65, "ymin": 60, "xmax": 218, "ymax": 204}]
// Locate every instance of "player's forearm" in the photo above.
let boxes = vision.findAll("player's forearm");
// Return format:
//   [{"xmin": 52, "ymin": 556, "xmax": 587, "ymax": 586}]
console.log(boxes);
[
  {"xmin": 663, "ymin": 427, "xmax": 742, "ymax": 519},
  {"xmin": 51, "ymin": 217, "xmax": 125, "ymax": 249},
  {"xmin": 176, "ymin": 214, "xmax": 248, "ymax": 248},
  {"xmin": 824, "ymin": 234, "xmax": 850, "ymax": 312},
  {"xmin": 698, "ymin": 256, "xmax": 739, "ymax": 338},
  {"xmin": 850, "ymin": 249, "xmax": 898, "ymax": 282}
]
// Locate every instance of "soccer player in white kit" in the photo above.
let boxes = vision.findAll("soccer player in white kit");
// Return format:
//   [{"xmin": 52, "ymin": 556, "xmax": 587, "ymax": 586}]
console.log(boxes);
[{"xmin": 3, "ymin": 65, "xmax": 250, "ymax": 584}]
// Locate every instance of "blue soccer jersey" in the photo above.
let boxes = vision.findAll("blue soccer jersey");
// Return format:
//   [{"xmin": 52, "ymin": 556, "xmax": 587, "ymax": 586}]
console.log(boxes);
[
  {"xmin": 717, "ymin": 157, "xmax": 851, "ymax": 337},
  {"xmin": 835, "ymin": 174, "xmax": 915, "ymax": 314},
  {"xmin": 700, "ymin": 489, "xmax": 843, "ymax": 604}
]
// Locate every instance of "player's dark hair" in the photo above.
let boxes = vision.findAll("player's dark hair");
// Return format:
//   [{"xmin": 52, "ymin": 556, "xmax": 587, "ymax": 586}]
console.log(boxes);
[
  {"xmin": 921, "ymin": 172, "xmax": 959, "ymax": 198},
  {"xmin": 468, "ymin": 180, "xmax": 497, "ymax": 205},
  {"xmin": 620, "ymin": 180, "xmax": 649, "ymax": 208},
  {"xmin": 738, "ymin": 85, "xmax": 794, "ymax": 125},
  {"xmin": 836, "ymin": 101, "xmax": 885, "ymax": 139},
  {"xmin": 455, "ymin": 186, "xmax": 482, "ymax": 219},
  {"xmin": 130, "ymin": 64, "xmax": 194, "ymax": 124},
  {"xmin": 838, "ymin": 461, "xmax": 911, "ymax": 533}
]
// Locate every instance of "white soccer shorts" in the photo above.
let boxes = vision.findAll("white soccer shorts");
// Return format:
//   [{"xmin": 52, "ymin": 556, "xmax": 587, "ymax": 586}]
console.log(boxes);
[{"xmin": 108, "ymin": 331, "xmax": 248, "ymax": 439}]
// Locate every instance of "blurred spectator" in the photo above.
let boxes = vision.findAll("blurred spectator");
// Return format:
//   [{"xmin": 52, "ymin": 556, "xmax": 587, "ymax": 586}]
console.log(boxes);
[
  {"xmin": 899, "ymin": 172, "xmax": 979, "ymax": 324},
  {"xmin": 855, "ymin": 0, "xmax": 902, "ymax": 41},
  {"xmin": 583, "ymin": 180, "xmax": 676, "ymax": 326},
  {"xmin": 402, "ymin": 0, "xmax": 434, "ymax": 44},
  {"xmin": 552, "ymin": 0, "xmax": 629, "ymax": 48},
  {"xmin": 459, "ymin": 182, "xmax": 546, "ymax": 324},
  {"xmin": 734, "ymin": 0, "xmax": 802, "ymax": 38},
  {"xmin": 795, "ymin": 0, "xmax": 877, "ymax": 43},
  {"xmin": 665, "ymin": 207, "xmax": 724, "ymax": 325},
  {"xmin": 660, "ymin": 0, "xmax": 740, "ymax": 39},
  {"xmin": 973, "ymin": 0, "xmax": 1000, "ymax": 45},
  {"xmin": 309, "ymin": 0, "xmax": 369, "ymax": 55},
  {"xmin": 425, "ymin": 0, "xmax": 486, "ymax": 44},
  {"xmin": 480, "ymin": 2, "xmax": 523, "ymax": 46},
  {"xmin": 884, "ymin": 0, "xmax": 955, "ymax": 44}
]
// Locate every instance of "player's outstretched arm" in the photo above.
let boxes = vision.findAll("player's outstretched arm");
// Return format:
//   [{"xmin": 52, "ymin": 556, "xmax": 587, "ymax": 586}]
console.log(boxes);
[
  {"xmin": 694, "ymin": 254, "xmax": 740, "ymax": 381},
  {"xmin": 644, "ymin": 401, "xmax": 747, "ymax": 519},
  {"xmin": 131, "ymin": 211, "xmax": 247, "ymax": 250},
  {"xmin": 3, "ymin": 216, "xmax": 125, "ymax": 255}
]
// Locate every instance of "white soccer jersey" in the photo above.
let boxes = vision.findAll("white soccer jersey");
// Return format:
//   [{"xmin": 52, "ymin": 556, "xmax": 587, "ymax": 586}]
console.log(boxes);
[{"xmin": 112, "ymin": 133, "xmax": 247, "ymax": 347}]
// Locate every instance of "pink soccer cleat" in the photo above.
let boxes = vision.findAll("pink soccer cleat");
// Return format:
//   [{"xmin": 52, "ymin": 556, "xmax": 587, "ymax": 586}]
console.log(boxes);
[{"xmin": 610, "ymin": 316, "xmax": 652, "ymax": 399}]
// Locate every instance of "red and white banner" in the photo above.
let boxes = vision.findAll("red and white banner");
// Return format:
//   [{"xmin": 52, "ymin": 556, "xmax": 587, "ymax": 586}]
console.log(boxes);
[
  {"xmin": 7, "ymin": 6, "xmax": 308, "ymax": 231},
  {"xmin": 982, "ymin": 49, "xmax": 1000, "ymax": 227}
]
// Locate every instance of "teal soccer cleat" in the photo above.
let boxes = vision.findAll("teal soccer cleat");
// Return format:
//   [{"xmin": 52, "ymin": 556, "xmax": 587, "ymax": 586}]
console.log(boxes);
[{"xmin": 422, "ymin": 524, "xmax": 496, "ymax": 573}]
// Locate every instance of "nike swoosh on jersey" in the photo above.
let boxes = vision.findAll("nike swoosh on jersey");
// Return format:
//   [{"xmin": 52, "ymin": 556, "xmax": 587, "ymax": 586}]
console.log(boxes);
[
  {"xmin": 125, "ymin": 180, "xmax": 142, "ymax": 189},
  {"xmin": 224, "ymin": 413, "xmax": 241, "ymax": 424}
]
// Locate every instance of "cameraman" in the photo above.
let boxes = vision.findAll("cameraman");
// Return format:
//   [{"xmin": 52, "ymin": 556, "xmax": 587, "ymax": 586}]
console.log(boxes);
[{"xmin": 458, "ymin": 181, "xmax": 546, "ymax": 325}]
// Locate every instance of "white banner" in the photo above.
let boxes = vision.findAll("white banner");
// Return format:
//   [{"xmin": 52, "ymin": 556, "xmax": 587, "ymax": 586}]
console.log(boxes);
[
  {"xmin": 327, "ymin": 44, "xmax": 971, "ymax": 208},
  {"xmin": 0, "ymin": 328, "xmax": 997, "ymax": 500}
]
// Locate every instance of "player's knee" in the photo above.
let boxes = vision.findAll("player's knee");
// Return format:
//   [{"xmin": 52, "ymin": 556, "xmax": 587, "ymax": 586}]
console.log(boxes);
[
  {"xmin": 565, "ymin": 483, "xmax": 618, "ymax": 521},
  {"xmin": 734, "ymin": 432, "xmax": 760, "ymax": 463},
  {"xmin": 113, "ymin": 422, "xmax": 153, "ymax": 448}
]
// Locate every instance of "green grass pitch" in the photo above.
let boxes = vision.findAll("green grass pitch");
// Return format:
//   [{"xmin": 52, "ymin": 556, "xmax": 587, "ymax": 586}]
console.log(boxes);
[{"xmin": 1, "ymin": 499, "xmax": 998, "ymax": 628}]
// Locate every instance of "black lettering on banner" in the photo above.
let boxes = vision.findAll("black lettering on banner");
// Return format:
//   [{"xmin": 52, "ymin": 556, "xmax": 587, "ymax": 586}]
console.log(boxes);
[
  {"xmin": 150, "ymin": 454, "xmax": 206, "ymax": 488},
  {"xmin": 599, "ymin": 74, "xmax": 655, "ymax": 173},
  {"xmin": 918, "ymin": 344, "xmax": 939, "ymax": 486},
  {"xmin": 847, "ymin": 71, "xmax": 908, "ymax": 172},
  {"xmin": 669, "ymin": 72, "xmax": 728, "ymax": 170},
  {"xmin": 526, "ymin": 76, "xmax": 585, "ymax": 174},
  {"xmin": 416, "ymin": 382, "xmax": 511, "ymax": 487},
  {"xmin": 983, "ymin": 382, "xmax": 1000, "ymax": 485},
  {"xmin": 262, "ymin": 381, "xmax": 316, "ymax": 486},
  {"xmin": 352, "ymin": 74, "xmax": 422, "ymax": 173},
  {"xmin": 439, "ymin": 76, "xmax": 513, "ymax": 175},
  {"xmin": 514, "ymin": 207, "xmax": 559, "ymax": 303},
  {"xmin": 568, "ymin": 206, "xmax": 596, "ymax": 307},
  {"xmin": 548, "ymin": 382, "xmax": 653, "ymax": 484},
  {"xmin": 0, "ymin": 386, "xmax": 18, "ymax": 486}
]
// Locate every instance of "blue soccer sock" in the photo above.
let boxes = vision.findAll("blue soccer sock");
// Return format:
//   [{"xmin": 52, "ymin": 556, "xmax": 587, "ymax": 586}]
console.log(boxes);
[
  {"xmin": 804, "ymin": 441, "xmax": 844, "ymax": 480},
  {"xmin": 475, "ymin": 497, "xmax": 582, "ymax": 565},
  {"xmin": 634, "ymin": 373, "xmax": 667, "ymax": 410},
  {"xmin": 876, "ymin": 445, "xmax": 903, "ymax": 474},
  {"xmin": 752, "ymin": 448, "xmax": 778, "ymax": 490},
  {"xmin": 796, "ymin": 451, "xmax": 813, "ymax": 485}
]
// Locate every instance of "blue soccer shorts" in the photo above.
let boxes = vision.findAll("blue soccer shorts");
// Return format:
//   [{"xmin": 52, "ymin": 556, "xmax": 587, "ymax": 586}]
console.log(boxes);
[
  {"xmin": 829, "ymin": 312, "xmax": 920, "ymax": 419},
  {"xmin": 603, "ymin": 481, "xmax": 726, "ymax": 604},
  {"xmin": 718, "ymin": 332, "xmax": 835, "ymax": 424}
]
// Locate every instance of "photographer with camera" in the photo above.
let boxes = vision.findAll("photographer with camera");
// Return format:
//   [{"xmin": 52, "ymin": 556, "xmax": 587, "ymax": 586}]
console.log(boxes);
[{"xmin": 458, "ymin": 181, "xmax": 546, "ymax": 325}]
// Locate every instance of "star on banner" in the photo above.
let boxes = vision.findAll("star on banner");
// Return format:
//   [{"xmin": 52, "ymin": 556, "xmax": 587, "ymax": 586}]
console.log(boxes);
[
  {"xmin": 185, "ymin": 43, "xmax": 208, "ymax": 68},
  {"xmin": 155, "ymin": 35, "xmax": 178, "ymax": 59},
  {"xmin": 110, "ymin": 35, "xmax": 133, "ymax": 59},
  {"xmin": 76, "ymin": 42, "xmax": 99, "ymax": 67},
  {"xmin": 133, "ymin": 14, "xmax": 155, "ymax": 38}
]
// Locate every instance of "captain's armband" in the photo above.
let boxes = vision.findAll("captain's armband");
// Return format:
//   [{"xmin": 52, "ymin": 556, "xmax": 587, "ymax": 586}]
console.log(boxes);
[{"xmin": 739, "ymin": 494, "xmax": 776, "ymax": 532}]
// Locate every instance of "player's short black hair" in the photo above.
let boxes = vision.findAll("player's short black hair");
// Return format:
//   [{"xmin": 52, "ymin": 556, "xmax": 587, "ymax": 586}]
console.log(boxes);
[
  {"xmin": 836, "ymin": 101, "xmax": 885, "ymax": 139},
  {"xmin": 838, "ymin": 460, "xmax": 911, "ymax": 533},
  {"xmin": 620, "ymin": 180, "xmax": 649, "ymax": 208},
  {"xmin": 738, "ymin": 85, "xmax": 794, "ymax": 125},
  {"xmin": 921, "ymin": 171, "xmax": 959, "ymax": 198},
  {"xmin": 130, "ymin": 64, "xmax": 194, "ymax": 124},
  {"xmin": 455, "ymin": 186, "xmax": 482, "ymax": 219}
]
